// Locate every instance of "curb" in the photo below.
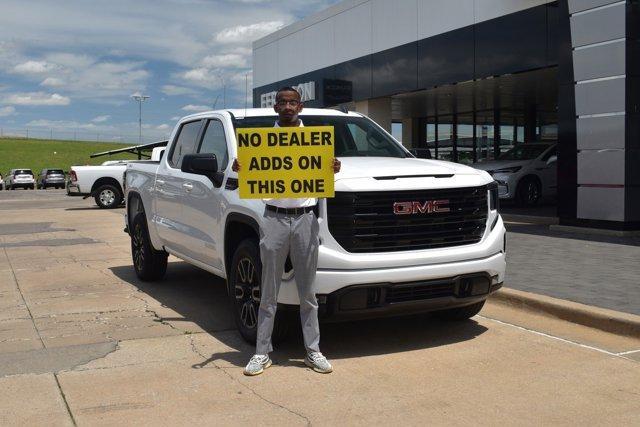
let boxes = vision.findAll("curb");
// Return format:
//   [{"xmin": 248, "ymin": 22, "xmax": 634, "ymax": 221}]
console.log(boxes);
[
  {"xmin": 549, "ymin": 224, "xmax": 640, "ymax": 237},
  {"xmin": 490, "ymin": 288, "xmax": 640, "ymax": 338}
]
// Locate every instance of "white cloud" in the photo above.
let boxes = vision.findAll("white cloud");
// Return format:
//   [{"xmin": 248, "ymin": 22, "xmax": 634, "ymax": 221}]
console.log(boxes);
[
  {"xmin": 170, "ymin": 116, "xmax": 181, "ymax": 120},
  {"xmin": 156, "ymin": 123, "xmax": 171, "ymax": 130},
  {"xmin": 44, "ymin": 52, "xmax": 94, "ymax": 68},
  {"xmin": 181, "ymin": 104, "xmax": 209, "ymax": 112},
  {"xmin": 214, "ymin": 21, "xmax": 284, "ymax": 44},
  {"xmin": 91, "ymin": 115, "xmax": 110, "ymax": 123},
  {"xmin": 40, "ymin": 77, "xmax": 65, "ymax": 87},
  {"xmin": 0, "ymin": 106, "xmax": 16, "ymax": 116},
  {"xmin": 3, "ymin": 92, "xmax": 70, "ymax": 106},
  {"xmin": 13, "ymin": 60, "xmax": 56, "ymax": 74},
  {"xmin": 202, "ymin": 53, "xmax": 247, "ymax": 68},
  {"xmin": 161, "ymin": 84, "xmax": 197, "ymax": 96},
  {"xmin": 183, "ymin": 68, "xmax": 218, "ymax": 85}
]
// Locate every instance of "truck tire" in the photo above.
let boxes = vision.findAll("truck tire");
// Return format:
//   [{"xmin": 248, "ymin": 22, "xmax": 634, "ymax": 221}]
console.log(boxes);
[
  {"xmin": 131, "ymin": 212, "xmax": 168, "ymax": 281},
  {"xmin": 94, "ymin": 184, "xmax": 123, "ymax": 209},
  {"xmin": 436, "ymin": 300, "xmax": 485, "ymax": 321},
  {"xmin": 229, "ymin": 238, "xmax": 291, "ymax": 345}
]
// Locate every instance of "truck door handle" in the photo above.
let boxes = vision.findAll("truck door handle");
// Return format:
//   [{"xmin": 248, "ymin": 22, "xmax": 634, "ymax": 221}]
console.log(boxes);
[
  {"xmin": 183, "ymin": 182, "xmax": 194, "ymax": 192},
  {"xmin": 156, "ymin": 179, "xmax": 165, "ymax": 186}
]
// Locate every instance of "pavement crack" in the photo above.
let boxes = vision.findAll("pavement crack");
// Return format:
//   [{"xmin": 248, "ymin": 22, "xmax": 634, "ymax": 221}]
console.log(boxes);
[
  {"xmin": 54, "ymin": 373, "xmax": 78, "ymax": 427},
  {"xmin": 187, "ymin": 336, "xmax": 311, "ymax": 426},
  {"xmin": 3, "ymin": 246, "xmax": 46, "ymax": 349},
  {"xmin": 130, "ymin": 293, "xmax": 181, "ymax": 332}
]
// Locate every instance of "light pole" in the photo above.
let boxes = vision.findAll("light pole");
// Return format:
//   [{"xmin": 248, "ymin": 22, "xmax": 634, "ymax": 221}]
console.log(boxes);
[{"xmin": 131, "ymin": 94, "xmax": 150, "ymax": 144}]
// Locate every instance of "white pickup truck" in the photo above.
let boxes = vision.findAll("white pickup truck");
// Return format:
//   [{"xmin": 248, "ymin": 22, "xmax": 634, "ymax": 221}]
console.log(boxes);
[
  {"xmin": 124, "ymin": 108, "xmax": 506, "ymax": 343},
  {"xmin": 67, "ymin": 147, "xmax": 165, "ymax": 208}
]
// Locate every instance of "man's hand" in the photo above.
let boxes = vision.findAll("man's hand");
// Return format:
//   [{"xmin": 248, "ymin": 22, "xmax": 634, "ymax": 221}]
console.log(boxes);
[
  {"xmin": 333, "ymin": 158, "xmax": 341, "ymax": 173},
  {"xmin": 232, "ymin": 158, "xmax": 240, "ymax": 172}
]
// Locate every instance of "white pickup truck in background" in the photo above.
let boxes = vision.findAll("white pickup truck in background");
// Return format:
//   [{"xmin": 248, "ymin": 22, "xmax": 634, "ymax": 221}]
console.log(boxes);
[
  {"xmin": 67, "ymin": 146, "xmax": 165, "ymax": 208},
  {"xmin": 124, "ymin": 108, "xmax": 506, "ymax": 344}
]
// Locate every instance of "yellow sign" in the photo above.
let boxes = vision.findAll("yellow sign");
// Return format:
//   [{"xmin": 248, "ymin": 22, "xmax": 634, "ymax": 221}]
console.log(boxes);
[{"xmin": 236, "ymin": 126, "xmax": 335, "ymax": 199}]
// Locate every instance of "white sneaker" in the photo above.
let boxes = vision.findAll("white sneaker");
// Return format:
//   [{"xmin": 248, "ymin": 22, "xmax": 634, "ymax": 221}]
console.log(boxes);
[
  {"xmin": 305, "ymin": 351, "xmax": 333, "ymax": 374},
  {"xmin": 244, "ymin": 354, "xmax": 272, "ymax": 376}
]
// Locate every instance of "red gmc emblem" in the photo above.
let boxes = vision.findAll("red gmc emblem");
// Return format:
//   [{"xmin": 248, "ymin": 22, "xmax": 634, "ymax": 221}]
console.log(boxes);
[{"xmin": 393, "ymin": 199, "xmax": 450, "ymax": 215}]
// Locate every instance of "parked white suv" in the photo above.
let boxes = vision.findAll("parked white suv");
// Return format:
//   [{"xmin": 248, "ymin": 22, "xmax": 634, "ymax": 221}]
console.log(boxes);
[
  {"xmin": 5, "ymin": 169, "xmax": 36, "ymax": 190},
  {"xmin": 124, "ymin": 109, "xmax": 506, "ymax": 343},
  {"xmin": 473, "ymin": 143, "xmax": 557, "ymax": 206}
]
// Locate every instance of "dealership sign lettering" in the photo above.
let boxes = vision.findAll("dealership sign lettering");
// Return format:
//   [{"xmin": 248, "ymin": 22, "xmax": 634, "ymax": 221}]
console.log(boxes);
[{"xmin": 260, "ymin": 81, "xmax": 316, "ymax": 107}]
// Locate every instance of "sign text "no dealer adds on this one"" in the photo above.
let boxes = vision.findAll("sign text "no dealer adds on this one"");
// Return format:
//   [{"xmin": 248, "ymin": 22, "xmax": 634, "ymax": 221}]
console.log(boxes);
[{"xmin": 236, "ymin": 126, "xmax": 335, "ymax": 199}]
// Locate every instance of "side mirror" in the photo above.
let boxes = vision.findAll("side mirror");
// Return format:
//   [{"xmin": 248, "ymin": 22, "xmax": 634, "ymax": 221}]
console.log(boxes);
[
  {"xmin": 546, "ymin": 155, "xmax": 557, "ymax": 166},
  {"xmin": 181, "ymin": 153, "xmax": 222, "ymax": 186}
]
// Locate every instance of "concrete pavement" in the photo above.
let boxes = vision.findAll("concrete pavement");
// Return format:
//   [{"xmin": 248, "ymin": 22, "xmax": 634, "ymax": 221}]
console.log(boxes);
[{"xmin": 0, "ymin": 190, "xmax": 639, "ymax": 426}]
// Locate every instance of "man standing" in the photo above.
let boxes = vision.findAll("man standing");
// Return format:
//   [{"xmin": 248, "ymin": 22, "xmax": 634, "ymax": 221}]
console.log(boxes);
[{"xmin": 233, "ymin": 87, "xmax": 340, "ymax": 376}]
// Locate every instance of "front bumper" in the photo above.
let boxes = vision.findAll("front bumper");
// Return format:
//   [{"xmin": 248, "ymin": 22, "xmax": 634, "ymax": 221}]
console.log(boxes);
[{"xmin": 318, "ymin": 274, "xmax": 502, "ymax": 321}]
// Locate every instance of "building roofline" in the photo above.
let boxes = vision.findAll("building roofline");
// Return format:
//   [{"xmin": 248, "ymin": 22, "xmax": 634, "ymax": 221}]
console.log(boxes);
[{"xmin": 253, "ymin": 0, "xmax": 367, "ymax": 49}]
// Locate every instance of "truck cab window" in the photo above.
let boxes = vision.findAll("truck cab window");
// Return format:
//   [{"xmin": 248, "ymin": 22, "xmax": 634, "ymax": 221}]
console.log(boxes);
[
  {"xmin": 198, "ymin": 119, "xmax": 229, "ymax": 171},
  {"xmin": 169, "ymin": 120, "xmax": 202, "ymax": 168}
]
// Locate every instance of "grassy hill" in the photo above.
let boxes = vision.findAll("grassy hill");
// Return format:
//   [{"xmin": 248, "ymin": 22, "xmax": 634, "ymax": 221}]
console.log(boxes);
[{"xmin": 0, "ymin": 138, "xmax": 138, "ymax": 176}]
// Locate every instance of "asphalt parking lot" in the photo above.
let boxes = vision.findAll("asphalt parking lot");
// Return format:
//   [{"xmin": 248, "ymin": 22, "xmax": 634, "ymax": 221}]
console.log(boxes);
[{"xmin": 1, "ymin": 190, "xmax": 639, "ymax": 426}]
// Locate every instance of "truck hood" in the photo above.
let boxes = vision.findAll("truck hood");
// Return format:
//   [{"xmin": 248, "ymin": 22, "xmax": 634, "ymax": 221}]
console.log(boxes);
[
  {"xmin": 335, "ymin": 157, "xmax": 482, "ymax": 180},
  {"xmin": 334, "ymin": 157, "xmax": 492, "ymax": 192}
]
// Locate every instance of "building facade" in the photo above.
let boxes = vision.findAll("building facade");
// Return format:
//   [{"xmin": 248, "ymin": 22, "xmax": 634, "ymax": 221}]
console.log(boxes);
[{"xmin": 252, "ymin": 0, "xmax": 640, "ymax": 230}]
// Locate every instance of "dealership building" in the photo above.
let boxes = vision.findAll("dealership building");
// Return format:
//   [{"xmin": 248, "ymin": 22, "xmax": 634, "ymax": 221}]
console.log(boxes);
[{"xmin": 252, "ymin": 0, "xmax": 640, "ymax": 231}]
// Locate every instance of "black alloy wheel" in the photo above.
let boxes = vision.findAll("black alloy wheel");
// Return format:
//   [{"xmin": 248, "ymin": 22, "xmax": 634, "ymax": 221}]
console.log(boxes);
[
  {"xmin": 517, "ymin": 177, "xmax": 541, "ymax": 207},
  {"xmin": 130, "ymin": 212, "xmax": 168, "ymax": 281},
  {"xmin": 229, "ymin": 239, "xmax": 291, "ymax": 344}
]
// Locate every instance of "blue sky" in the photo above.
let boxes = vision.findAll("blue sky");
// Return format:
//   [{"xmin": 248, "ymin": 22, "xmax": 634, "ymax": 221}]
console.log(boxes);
[{"xmin": 0, "ymin": 0, "xmax": 340, "ymax": 142}]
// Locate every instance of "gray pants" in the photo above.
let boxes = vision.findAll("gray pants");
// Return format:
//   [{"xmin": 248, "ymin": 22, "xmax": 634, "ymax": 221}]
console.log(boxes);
[{"xmin": 256, "ymin": 208, "xmax": 320, "ymax": 355}]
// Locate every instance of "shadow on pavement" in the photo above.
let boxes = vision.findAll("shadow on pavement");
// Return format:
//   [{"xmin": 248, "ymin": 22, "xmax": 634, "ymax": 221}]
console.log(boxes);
[{"xmin": 110, "ymin": 262, "xmax": 488, "ymax": 368}]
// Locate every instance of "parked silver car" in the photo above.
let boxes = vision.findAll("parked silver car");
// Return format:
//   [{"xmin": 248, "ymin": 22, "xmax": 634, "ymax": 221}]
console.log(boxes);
[
  {"xmin": 473, "ymin": 143, "xmax": 557, "ymax": 206},
  {"xmin": 5, "ymin": 169, "xmax": 36, "ymax": 190},
  {"xmin": 37, "ymin": 168, "xmax": 66, "ymax": 189}
]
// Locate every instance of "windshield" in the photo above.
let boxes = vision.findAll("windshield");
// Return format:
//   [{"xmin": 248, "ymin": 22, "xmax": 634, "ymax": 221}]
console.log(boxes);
[
  {"xmin": 47, "ymin": 169, "xmax": 64, "ymax": 175},
  {"xmin": 498, "ymin": 145, "xmax": 551, "ymax": 161},
  {"xmin": 234, "ymin": 115, "xmax": 408, "ymax": 158},
  {"xmin": 15, "ymin": 169, "xmax": 33, "ymax": 175}
]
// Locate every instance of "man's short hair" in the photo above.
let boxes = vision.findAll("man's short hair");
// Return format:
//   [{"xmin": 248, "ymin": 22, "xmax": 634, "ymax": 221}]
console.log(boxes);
[{"xmin": 276, "ymin": 86, "xmax": 301, "ymax": 101}]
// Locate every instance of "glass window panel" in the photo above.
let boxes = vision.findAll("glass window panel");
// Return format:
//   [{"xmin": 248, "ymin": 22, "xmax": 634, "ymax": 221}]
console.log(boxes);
[
  {"xmin": 456, "ymin": 121, "xmax": 474, "ymax": 165},
  {"xmin": 426, "ymin": 122, "xmax": 437, "ymax": 158},
  {"xmin": 198, "ymin": 119, "xmax": 229, "ymax": 171},
  {"xmin": 169, "ymin": 120, "xmax": 201, "ymax": 168},
  {"xmin": 437, "ymin": 119, "xmax": 453, "ymax": 161},
  {"xmin": 475, "ymin": 124, "xmax": 494, "ymax": 162}
]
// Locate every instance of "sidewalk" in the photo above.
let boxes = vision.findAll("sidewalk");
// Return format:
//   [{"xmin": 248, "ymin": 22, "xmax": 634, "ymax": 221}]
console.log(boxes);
[{"xmin": 504, "ymin": 220, "xmax": 640, "ymax": 316}]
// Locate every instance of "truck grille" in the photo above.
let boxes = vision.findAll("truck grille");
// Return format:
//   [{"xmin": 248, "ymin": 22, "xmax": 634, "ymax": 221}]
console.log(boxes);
[{"xmin": 326, "ymin": 186, "xmax": 488, "ymax": 253}]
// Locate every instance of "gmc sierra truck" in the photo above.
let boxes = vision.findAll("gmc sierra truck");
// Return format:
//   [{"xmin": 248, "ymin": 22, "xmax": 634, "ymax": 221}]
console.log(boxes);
[{"xmin": 124, "ymin": 108, "xmax": 506, "ymax": 343}]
